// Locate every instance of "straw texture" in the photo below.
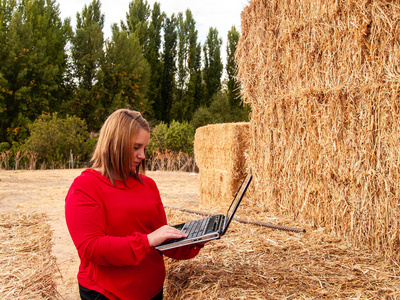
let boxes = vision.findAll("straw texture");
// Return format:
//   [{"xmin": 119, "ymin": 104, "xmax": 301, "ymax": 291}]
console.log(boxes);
[
  {"xmin": 235, "ymin": 0, "xmax": 400, "ymax": 262},
  {"xmin": 0, "ymin": 213, "xmax": 57, "ymax": 299},
  {"xmin": 163, "ymin": 208, "xmax": 400, "ymax": 299},
  {"xmin": 194, "ymin": 123, "xmax": 250, "ymax": 206}
]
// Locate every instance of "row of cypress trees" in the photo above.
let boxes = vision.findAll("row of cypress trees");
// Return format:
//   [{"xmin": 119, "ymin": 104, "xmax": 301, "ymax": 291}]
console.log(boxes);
[{"xmin": 0, "ymin": 0, "xmax": 248, "ymax": 149}]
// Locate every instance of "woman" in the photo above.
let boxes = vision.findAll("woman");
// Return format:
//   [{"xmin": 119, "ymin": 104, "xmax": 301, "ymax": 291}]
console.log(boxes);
[{"xmin": 65, "ymin": 109, "xmax": 203, "ymax": 300}]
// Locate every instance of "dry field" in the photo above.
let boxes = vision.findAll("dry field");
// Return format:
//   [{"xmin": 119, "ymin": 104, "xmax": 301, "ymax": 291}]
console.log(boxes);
[{"xmin": 1, "ymin": 169, "xmax": 400, "ymax": 299}]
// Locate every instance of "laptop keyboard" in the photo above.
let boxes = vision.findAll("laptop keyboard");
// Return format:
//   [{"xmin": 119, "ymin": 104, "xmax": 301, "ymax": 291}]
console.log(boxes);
[
  {"xmin": 159, "ymin": 215, "xmax": 222, "ymax": 247},
  {"xmin": 181, "ymin": 217, "xmax": 211, "ymax": 238}
]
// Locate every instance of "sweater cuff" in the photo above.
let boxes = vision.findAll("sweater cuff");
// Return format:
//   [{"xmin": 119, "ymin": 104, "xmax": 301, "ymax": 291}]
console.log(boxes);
[{"xmin": 142, "ymin": 233, "xmax": 151, "ymax": 253}]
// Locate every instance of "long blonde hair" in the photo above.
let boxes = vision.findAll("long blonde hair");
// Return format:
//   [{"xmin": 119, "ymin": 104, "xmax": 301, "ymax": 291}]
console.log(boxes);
[{"xmin": 91, "ymin": 109, "xmax": 150, "ymax": 184}]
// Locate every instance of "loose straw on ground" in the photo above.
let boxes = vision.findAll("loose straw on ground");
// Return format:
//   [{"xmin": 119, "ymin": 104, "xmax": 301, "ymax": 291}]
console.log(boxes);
[
  {"xmin": 0, "ymin": 213, "xmax": 57, "ymax": 299},
  {"xmin": 163, "ymin": 208, "xmax": 400, "ymax": 299}
]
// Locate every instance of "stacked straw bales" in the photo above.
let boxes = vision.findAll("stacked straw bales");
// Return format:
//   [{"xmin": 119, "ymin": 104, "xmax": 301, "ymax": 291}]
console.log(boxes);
[
  {"xmin": 194, "ymin": 123, "xmax": 249, "ymax": 206},
  {"xmin": 236, "ymin": 0, "xmax": 400, "ymax": 261}
]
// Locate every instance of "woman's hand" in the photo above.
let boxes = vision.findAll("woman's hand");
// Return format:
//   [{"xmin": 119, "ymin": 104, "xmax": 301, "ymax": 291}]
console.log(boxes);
[{"xmin": 147, "ymin": 225, "xmax": 187, "ymax": 247}]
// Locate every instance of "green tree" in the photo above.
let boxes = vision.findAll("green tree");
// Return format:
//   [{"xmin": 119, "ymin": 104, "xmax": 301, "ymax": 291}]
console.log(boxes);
[
  {"xmin": 226, "ymin": 25, "xmax": 241, "ymax": 107},
  {"xmin": 203, "ymin": 27, "xmax": 223, "ymax": 106},
  {"xmin": 0, "ymin": 0, "xmax": 71, "ymax": 143},
  {"xmin": 191, "ymin": 91, "xmax": 250, "ymax": 129},
  {"xmin": 125, "ymin": 0, "xmax": 150, "ymax": 51},
  {"xmin": 145, "ymin": 2, "xmax": 164, "ymax": 121},
  {"xmin": 69, "ymin": 0, "xmax": 104, "ymax": 131},
  {"xmin": 175, "ymin": 12, "xmax": 188, "ymax": 105},
  {"xmin": 0, "ymin": 0, "xmax": 17, "ymax": 29},
  {"xmin": 186, "ymin": 15, "xmax": 203, "ymax": 116},
  {"xmin": 160, "ymin": 14, "xmax": 177, "ymax": 123},
  {"xmin": 97, "ymin": 24, "xmax": 151, "ymax": 121},
  {"xmin": 72, "ymin": 0, "xmax": 104, "ymax": 90},
  {"xmin": 0, "ymin": 0, "xmax": 18, "ymax": 141},
  {"xmin": 170, "ymin": 9, "xmax": 202, "ymax": 122}
]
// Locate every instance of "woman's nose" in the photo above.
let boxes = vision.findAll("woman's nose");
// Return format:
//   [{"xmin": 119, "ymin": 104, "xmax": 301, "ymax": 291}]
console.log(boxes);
[{"xmin": 138, "ymin": 149, "xmax": 145, "ymax": 159}]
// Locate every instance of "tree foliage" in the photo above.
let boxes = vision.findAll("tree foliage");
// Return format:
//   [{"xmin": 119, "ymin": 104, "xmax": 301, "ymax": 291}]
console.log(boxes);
[
  {"xmin": 148, "ymin": 120, "xmax": 195, "ymax": 155},
  {"xmin": 0, "ymin": 0, "xmax": 249, "ymax": 165},
  {"xmin": 0, "ymin": 0, "xmax": 71, "ymax": 143},
  {"xmin": 69, "ymin": 0, "xmax": 104, "ymax": 131},
  {"xmin": 99, "ymin": 24, "xmax": 151, "ymax": 120},
  {"xmin": 145, "ymin": 2, "xmax": 164, "ymax": 121},
  {"xmin": 191, "ymin": 91, "xmax": 250, "ymax": 129},
  {"xmin": 203, "ymin": 27, "xmax": 223, "ymax": 106},
  {"xmin": 170, "ymin": 9, "xmax": 202, "ymax": 122},
  {"xmin": 25, "ymin": 113, "xmax": 89, "ymax": 163},
  {"xmin": 125, "ymin": 0, "xmax": 150, "ymax": 49},
  {"xmin": 226, "ymin": 25, "xmax": 241, "ymax": 107},
  {"xmin": 159, "ymin": 14, "xmax": 177, "ymax": 123}
]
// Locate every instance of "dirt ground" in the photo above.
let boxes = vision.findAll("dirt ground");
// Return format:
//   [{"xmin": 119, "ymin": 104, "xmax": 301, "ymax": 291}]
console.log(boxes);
[
  {"xmin": 2, "ymin": 169, "xmax": 400, "ymax": 299},
  {"xmin": 0, "ymin": 169, "xmax": 200, "ymax": 299}
]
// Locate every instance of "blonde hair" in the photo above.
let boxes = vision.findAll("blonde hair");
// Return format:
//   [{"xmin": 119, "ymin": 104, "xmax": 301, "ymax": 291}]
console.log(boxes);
[{"xmin": 91, "ymin": 109, "xmax": 150, "ymax": 184}]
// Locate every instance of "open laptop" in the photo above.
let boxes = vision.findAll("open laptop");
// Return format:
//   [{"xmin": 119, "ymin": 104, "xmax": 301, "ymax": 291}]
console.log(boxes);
[{"xmin": 156, "ymin": 170, "xmax": 253, "ymax": 251}]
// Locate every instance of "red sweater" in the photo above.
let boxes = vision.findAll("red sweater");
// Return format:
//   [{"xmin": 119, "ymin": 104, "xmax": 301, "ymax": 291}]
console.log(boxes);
[{"xmin": 65, "ymin": 169, "xmax": 201, "ymax": 300}]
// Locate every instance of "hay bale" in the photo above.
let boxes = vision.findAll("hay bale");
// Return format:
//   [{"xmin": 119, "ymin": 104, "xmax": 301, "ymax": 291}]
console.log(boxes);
[
  {"xmin": 194, "ymin": 123, "xmax": 249, "ymax": 206},
  {"xmin": 0, "ymin": 212, "xmax": 57, "ymax": 299},
  {"xmin": 236, "ymin": 0, "xmax": 400, "ymax": 262}
]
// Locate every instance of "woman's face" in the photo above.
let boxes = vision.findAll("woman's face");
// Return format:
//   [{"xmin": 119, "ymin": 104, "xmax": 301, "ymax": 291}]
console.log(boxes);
[{"xmin": 132, "ymin": 128, "xmax": 150, "ymax": 169}]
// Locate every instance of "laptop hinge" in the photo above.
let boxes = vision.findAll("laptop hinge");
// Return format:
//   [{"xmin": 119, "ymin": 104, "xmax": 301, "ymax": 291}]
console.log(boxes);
[{"xmin": 205, "ymin": 215, "xmax": 224, "ymax": 234}]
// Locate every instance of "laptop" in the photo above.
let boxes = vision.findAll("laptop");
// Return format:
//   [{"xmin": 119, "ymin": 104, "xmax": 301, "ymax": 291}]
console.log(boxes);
[{"xmin": 156, "ymin": 170, "xmax": 253, "ymax": 251}]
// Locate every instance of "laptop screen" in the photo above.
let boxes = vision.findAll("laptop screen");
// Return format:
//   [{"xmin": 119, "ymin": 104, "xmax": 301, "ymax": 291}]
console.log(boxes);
[{"xmin": 222, "ymin": 170, "xmax": 253, "ymax": 234}]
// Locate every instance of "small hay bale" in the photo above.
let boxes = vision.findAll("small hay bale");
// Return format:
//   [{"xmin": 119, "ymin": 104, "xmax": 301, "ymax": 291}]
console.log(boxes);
[
  {"xmin": 194, "ymin": 123, "xmax": 250, "ymax": 206},
  {"xmin": 0, "ymin": 212, "xmax": 57, "ymax": 299}
]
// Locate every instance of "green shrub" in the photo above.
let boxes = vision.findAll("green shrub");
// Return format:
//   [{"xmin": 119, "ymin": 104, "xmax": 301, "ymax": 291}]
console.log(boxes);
[
  {"xmin": 25, "ymin": 113, "xmax": 90, "ymax": 164},
  {"xmin": 148, "ymin": 121, "xmax": 195, "ymax": 155},
  {"xmin": 165, "ymin": 121, "xmax": 195, "ymax": 155},
  {"xmin": 0, "ymin": 142, "xmax": 10, "ymax": 152},
  {"xmin": 148, "ymin": 122, "xmax": 168, "ymax": 154},
  {"xmin": 85, "ymin": 136, "xmax": 98, "ymax": 158}
]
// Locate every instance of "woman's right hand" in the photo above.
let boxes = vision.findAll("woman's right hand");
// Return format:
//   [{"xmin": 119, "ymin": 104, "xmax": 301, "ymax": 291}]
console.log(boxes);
[{"xmin": 147, "ymin": 225, "xmax": 187, "ymax": 247}]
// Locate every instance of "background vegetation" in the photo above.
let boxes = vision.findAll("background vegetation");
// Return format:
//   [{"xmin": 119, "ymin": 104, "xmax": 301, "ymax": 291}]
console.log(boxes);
[{"xmin": 0, "ymin": 0, "xmax": 249, "ymax": 169}]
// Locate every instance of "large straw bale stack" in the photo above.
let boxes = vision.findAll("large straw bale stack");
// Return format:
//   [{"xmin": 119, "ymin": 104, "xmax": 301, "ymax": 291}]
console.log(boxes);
[
  {"xmin": 236, "ymin": 0, "xmax": 400, "ymax": 261},
  {"xmin": 194, "ymin": 123, "xmax": 249, "ymax": 206}
]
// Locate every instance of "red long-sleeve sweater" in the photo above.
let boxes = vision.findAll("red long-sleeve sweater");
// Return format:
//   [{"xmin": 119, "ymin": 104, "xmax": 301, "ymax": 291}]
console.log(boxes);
[{"xmin": 65, "ymin": 169, "xmax": 202, "ymax": 300}]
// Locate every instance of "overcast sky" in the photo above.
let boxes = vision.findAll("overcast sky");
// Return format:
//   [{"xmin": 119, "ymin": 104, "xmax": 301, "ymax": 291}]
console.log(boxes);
[{"xmin": 57, "ymin": 0, "xmax": 249, "ymax": 51}]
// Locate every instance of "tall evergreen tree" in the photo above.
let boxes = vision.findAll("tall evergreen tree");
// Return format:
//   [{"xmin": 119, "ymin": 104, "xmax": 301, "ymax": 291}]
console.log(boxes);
[
  {"xmin": 226, "ymin": 25, "xmax": 241, "ymax": 107},
  {"xmin": 98, "ymin": 24, "xmax": 151, "ymax": 122},
  {"xmin": 175, "ymin": 12, "xmax": 188, "ymax": 98},
  {"xmin": 72, "ymin": 0, "xmax": 104, "ymax": 91},
  {"xmin": 186, "ymin": 12, "xmax": 203, "ymax": 117},
  {"xmin": 70, "ymin": 0, "xmax": 104, "ymax": 131},
  {"xmin": 160, "ymin": 15, "xmax": 177, "ymax": 123},
  {"xmin": 203, "ymin": 27, "xmax": 223, "ymax": 106},
  {"xmin": 145, "ymin": 2, "xmax": 164, "ymax": 121},
  {"xmin": 171, "ymin": 9, "xmax": 202, "ymax": 121},
  {"xmin": 0, "ymin": 0, "xmax": 71, "ymax": 143},
  {"xmin": 170, "ymin": 11, "xmax": 188, "ymax": 121},
  {"xmin": 125, "ymin": 0, "xmax": 150, "ymax": 52}
]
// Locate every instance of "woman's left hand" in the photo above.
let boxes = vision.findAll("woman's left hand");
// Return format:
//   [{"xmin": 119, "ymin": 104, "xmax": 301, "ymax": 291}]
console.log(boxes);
[{"xmin": 147, "ymin": 225, "xmax": 187, "ymax": 247}]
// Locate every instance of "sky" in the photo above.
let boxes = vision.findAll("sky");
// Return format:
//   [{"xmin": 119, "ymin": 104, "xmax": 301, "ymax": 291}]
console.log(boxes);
[{"xmin": 57, "ymin": 0, "xmax": 249, "ymax": 57}]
